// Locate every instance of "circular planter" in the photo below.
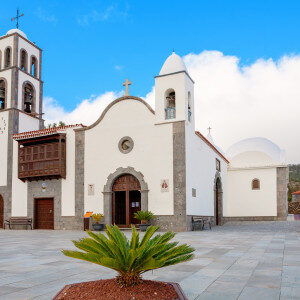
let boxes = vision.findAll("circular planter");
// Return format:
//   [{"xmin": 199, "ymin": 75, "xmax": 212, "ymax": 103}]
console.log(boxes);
[
  {"xmin": 92, "ymin": 223, "xmax": 104, "ymax": 231},
  {"xmin": 53, "ymin": 280, "xmax": 187, "ymax": 300}
]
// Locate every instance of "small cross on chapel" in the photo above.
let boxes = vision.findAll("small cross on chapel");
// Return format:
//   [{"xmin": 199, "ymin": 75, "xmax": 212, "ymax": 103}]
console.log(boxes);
[{"xmin": 123, "ymin": 79, "xmax": 132, "ymax": 96}]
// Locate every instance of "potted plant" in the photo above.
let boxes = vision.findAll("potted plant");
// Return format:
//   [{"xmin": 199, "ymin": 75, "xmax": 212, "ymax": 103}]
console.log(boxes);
[
  {"xmin": 134, "ymin": 210, "xmax": 154, "ymax": 232},
  {"xmin": 57, "ymin": 225, "xmax": 194, "ymax": 299},
  {"xmin": 91, "ymin": 213, "xmax": 103, "ymax": 231}
]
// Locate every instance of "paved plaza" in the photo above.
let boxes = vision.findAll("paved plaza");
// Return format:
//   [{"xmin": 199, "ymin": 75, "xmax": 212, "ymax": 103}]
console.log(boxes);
[{"xmin": 0, "ymin": 221, "xmax": 299, "ymax": 299}]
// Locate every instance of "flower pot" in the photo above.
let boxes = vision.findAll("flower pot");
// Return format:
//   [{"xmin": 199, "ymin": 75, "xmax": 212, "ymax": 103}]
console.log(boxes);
[
  {"xmin": 92, "ymin": 223, "xmax": 104, "ymax": 231},
  {"xmin": 139, "ymin": 223, "xmax": 150, "ymax": 232}
]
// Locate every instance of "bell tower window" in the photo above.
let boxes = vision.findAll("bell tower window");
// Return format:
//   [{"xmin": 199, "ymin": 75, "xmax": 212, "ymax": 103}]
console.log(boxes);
[
  {"xmin": 0, "ymin": 80, "xmax": 6, "ymax": 110},
  {"xmin": 188, "ymin": 91, "xmax": 192, "ymax": 122},
  {"xmin": 23, "ymin": 83, "xmax": 34, "ymax": 113},
  {"xmin": 20, "ymin": 49, "xmax": 28, "ymax": 72},
  {"xmin": 4, "ymin": 48, "xmax": 11, "ymax": 68},
  {"xmin": 30, "ymin": 56, "xmax": 37, "ymax": 77},
  {"xmin": 165, "ymin": 89, "xmax": 176, "ymax": 119}
]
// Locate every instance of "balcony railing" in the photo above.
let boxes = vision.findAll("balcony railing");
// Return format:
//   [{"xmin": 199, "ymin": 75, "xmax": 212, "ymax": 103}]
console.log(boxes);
[
  {"xmin": 18, "ymin": 135, "xmax": 66, "ymax": 181},
  {"xmin": 165, "ymin": 107, "xmax": 176, "ymax": 120}
]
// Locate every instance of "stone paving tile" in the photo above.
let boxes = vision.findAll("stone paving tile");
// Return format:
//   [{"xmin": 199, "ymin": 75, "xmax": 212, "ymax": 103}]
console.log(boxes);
[
  {"xmin": 0, "ymin": 221, "xmax": 299, "ymax": 299},
  {"xmin": 238, "ymin": 286, "xmax": 281, "ymax": 300}
]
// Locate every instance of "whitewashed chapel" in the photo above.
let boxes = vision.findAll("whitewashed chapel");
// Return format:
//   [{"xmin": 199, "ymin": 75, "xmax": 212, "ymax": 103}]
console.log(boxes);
[{"xmin": 0, "ymin": 29, "xmax": 288, "ymax": 231}]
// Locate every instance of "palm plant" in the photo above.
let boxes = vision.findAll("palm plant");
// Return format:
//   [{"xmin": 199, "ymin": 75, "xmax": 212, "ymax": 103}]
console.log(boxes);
[
  {"xmin": 134, "ymin": 210, "xmax": 154, "ymax": 224},
  {"xmin": 62, "ymin": 225, "xmax": 194, "ymax": 287}
]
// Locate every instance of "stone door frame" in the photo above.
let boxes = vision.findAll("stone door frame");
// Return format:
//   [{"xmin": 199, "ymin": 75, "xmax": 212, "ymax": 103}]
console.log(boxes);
[
  {"xmin": 102, "ymin": 167, "xmax": 149, "ymax": 225},
  {"xmin": 214, "ymin": 171, "xmax": 223, "ymax": 225}
]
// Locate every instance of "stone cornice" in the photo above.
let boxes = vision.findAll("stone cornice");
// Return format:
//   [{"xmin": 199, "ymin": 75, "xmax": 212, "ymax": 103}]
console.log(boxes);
[{"xmin": 0, "ymin": 32, "xmax": 42, "ymax": 51}]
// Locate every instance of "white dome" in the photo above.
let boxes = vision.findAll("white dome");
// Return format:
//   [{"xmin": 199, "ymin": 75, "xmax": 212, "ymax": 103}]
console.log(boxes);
[
  {"xmin": 227, "ymin": 137, "xmax": 286, "ymax": 167},
  {"xmin": 159, "ymin": 52, "xmax": 187, "ymax": 75},
  {"xmin": 6, "ymin": 29, "xmax": 27, "ymax": 39}
]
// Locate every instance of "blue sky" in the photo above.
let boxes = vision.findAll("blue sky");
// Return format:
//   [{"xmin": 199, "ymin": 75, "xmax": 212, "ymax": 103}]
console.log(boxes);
[
  {"xmin": 1, "ymin": 1, "xmax": 300, "ymax": 162},
  {"xmin": 1, "ymin": 0, "xmax": 300, "ymax": 110}
]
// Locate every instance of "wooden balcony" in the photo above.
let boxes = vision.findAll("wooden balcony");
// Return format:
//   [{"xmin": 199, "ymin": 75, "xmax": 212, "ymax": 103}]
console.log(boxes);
[{"xmin": 18, "ymin": 134, "xmax": 66, "ymax": 181}]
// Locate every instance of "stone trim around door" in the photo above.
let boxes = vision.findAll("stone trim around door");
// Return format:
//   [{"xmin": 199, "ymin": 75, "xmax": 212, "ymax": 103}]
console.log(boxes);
[
  {"xmin": 214, "ymin": 171, "xmax": 223, "ymax": 226},
  {"xmin": 102, "ymin": 167, "xmax": 149, "ymax": 225}
]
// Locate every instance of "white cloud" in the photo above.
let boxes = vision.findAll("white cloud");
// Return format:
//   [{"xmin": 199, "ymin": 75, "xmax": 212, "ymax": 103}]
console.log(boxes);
[{"xmin": 43, "ymin": 51, "xmax": 300, "ymax": 163}]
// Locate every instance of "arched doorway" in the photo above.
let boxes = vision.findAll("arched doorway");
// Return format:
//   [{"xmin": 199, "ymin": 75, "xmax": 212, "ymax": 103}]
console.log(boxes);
[
  {"xmin": 0, "ymin": 195, "xmax": 4, "ymax": 229},
  {"xmin": 214, "ymin": 174, "xmax": 223, "ymax": 226},
  {"xmin": 112, "ymin": 174, "xmax": 141, "ymax": 227}
]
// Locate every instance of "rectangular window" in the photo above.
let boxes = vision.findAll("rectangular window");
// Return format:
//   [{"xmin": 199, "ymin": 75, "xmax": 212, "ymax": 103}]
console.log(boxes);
[
  {"xmin": 216, "ymin": 159, "xmax": 221, "ymax": 171},
  {"xmin": 192, "ymin": 188, "xmax": 196, "ymax": 197}
]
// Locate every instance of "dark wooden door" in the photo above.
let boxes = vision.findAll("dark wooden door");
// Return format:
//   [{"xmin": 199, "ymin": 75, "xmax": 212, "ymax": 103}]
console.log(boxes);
[
  {"xmin": 112, "ymin": 174, "xmax": 141, "ymax": 227},
  {"xmin": 0, "ymin": 195, "xmax": 3, "ymax": 229},
  {"xmin": 215, "ymin": 188, "xmax": 219, "ymax": 225},
  {"xmin": 34, "ymin": 198, "xmax": 54, "ymax": 229}
]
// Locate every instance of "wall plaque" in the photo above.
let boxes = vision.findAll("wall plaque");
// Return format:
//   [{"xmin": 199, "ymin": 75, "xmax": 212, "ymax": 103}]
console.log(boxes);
[
  {"xmin": 88, "ymin": 184, "xmax": 95, "ymax": 196},
  {"xmin": 161, "ymin": 179, "xmax": 169, "ymax": 192}
]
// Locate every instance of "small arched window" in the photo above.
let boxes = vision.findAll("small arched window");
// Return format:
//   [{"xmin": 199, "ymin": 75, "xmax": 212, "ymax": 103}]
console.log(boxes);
[
  {"xmin": 23, "ymin": 82, "xmax": 35, "ymax": 113},
  {"xmin": 4, "ymin": 48, "xmax": 11, "ymax": 68},
  {"xmin": 0, "ymin": 79, "xmax": 6, "ymax": 110},
  {"xmin": 20, "ymin": 49, "xmax": 28, "ymax": 72},
  {"xmin": 252, "ymin": 179, "xmax": 260, "ymax": 190},
  {"xmin": 165, "ymin": 89, "xmax": 176, "ymax": 119},
  {"xmin": 30, "ymin": 56, "xmax": 38, "ymax": 77},
  {"xmin": 188, "ymin": 91, "xmax": 192, "ymax": 122}
]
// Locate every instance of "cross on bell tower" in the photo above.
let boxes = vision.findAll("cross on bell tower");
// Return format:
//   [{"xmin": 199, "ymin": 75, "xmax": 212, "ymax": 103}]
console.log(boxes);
[
  {"xmin": 123, "ymin": 79, "xmax": 132, "ymax": 96},
  {"xmin": 11, "ymin": 9, "xmax": 24, "ymax": 29}
]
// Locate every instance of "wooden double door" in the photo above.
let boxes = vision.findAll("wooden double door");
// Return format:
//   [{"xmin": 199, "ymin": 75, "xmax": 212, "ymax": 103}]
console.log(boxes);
[
  {"xmin": 112, "ymin": 174, "xmax": 141, "ymax": 228},
  {"xmin": 34, "ymin": 198, "xmax": 54, "ymax": 229}
]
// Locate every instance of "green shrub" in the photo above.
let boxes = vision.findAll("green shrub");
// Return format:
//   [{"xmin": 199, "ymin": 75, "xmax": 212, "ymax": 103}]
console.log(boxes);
[
  {"xmin": 62, "ymin": 225, "xmax": 194, "ymax": 287},
  {"xmin": 134, "ymin": 210, "xmax": 154, "ymax": 224},
  {"xmin": 91, "ymin": 213, "xmax": 103, "ymax": 224}
]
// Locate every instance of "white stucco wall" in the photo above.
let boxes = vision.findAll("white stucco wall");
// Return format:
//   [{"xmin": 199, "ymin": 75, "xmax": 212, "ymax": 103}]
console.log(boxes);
[
  {"xmin": 61, "ymin": 128, "xmax": 76, "ymax": 216},
  {"xmin": 11, "ymin": 139, "xmax": 27, "ymax": 216},
  {"xmin": 185, "ymin": 125, "xmax": 228, "ymax": 216},
  {"xmin": 230, "ymin": 151, "xmax": 275, "ymax": 168},
  {"xmin": 0, "ymin": 35, "xmax": 14, "ymax": 68},
  {"xmin": 18, "ymin": 112, "xmax": 40, "ymax": 133},
  {"xmin": 84, "ymin": 98, "xmax": 174, "ymax": 216},
  {"xmin": 226, "ymin": 167, "xmax": 277, "ymax": 216},
  {"xmin": 0, "ymin": 111, "xmax": 9, "ymax": 186}
]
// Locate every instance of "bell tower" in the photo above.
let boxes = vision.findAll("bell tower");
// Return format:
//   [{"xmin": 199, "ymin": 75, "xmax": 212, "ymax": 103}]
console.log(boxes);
[
  {"xmin": 154, "ymin": 52, "xmax": 195, "ymax": 129},
  {"xmin": 0, "ymin": 28, "xmax": 43, "ymax": 225}
]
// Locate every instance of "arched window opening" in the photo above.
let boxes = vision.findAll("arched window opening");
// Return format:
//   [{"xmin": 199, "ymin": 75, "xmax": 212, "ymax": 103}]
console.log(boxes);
[
  {"xmin": 23, "ymin": 83, "xmax": 34, "ymax": 113},
  {"xmin": 0, "ymin": 50, "xmax": 2, "ymax": 69},
  {"xmin": 165, "ymin": 89, "xmax": 176, "ymax": 119},
  {"xmin": 20, "ymin": 49, "xmax": 28, "ymax": 72},
  {"xmin": 252, "ymin": 179, "xmax": 260, "ymax": 190},
  {"xmin": 30, "ymin": 56, "xmax": 37, "ymax": 77},
  {"xmin": 4, "ymin": 48, "xmax": 11, "ymax": 68},
  {"xmin": 0, "ymin": 80, "xmax": 6, "ymax": 110},
  {"xmin": 188, "ymin": 91, "xmax": 192, "ymax": 122}
]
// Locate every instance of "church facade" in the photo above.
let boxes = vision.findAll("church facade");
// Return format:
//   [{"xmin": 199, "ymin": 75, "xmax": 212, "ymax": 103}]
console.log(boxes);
[{"xmin": 0, "ymin": 29, "xmax": 288, "ymax": 231}]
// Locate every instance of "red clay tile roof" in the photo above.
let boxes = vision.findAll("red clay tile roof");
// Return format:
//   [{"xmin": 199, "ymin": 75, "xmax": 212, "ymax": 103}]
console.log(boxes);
[
  {"xmin": 195, "ymin": 131, "xmax": 229, "ymax": 163},
  {"xmin": 292, "ymin": 191, "xmax": 300, "ymax": 195},
  {"xmin": 13, "ymin": 124, "xmax": 86, "ymax": 140}
]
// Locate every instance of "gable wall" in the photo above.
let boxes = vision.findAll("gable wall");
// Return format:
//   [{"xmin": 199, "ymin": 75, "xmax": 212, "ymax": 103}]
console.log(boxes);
[{"xmin": 84, "ymin": 99, "xmax": 174, "ymax": 216}]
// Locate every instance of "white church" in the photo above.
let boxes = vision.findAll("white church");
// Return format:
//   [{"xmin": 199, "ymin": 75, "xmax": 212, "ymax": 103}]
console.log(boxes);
[{"xmin": 0, "ymin": 29, "xmax": 288, "ymax": 231}]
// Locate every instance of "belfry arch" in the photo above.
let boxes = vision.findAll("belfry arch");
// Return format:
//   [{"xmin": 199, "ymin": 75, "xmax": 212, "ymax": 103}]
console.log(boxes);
[{"xmin": 103, "ymin": 167, "xmax": 149, "ymax": 226}]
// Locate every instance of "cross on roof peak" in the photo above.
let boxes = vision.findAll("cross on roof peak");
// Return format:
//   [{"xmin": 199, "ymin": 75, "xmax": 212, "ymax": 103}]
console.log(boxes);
[
  {"xmin": 123, "ymin": 79, "xmax": 132, "ymax": 96},
  {"xmin": 207, "ymin": 126, "xmax": 212, "ymax": 134},
  {"xmin": 11, "ymin": 9, "xmax": 24, "ymax": 29}
]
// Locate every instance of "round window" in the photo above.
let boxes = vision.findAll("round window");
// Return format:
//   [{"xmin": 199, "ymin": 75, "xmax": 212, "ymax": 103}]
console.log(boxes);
[{"xmin": 118, "ymin": 136, "xmax": 134, "ymax": 154}]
